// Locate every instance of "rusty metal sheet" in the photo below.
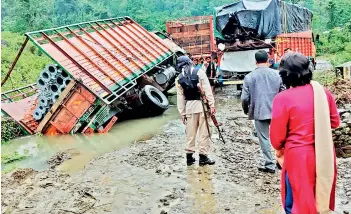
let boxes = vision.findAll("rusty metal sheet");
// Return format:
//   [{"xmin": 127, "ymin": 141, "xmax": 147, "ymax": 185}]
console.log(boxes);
[
  {"xmin": 166, "ymin": 16, "xmax": 216, "ymax": 57},
  {"xmin": 1, "ymin": 95, "xmax": 38, "ymax": 123},
  {"xmin": 26, "ymin": 17, "xmax": 174, "ymax": 104}
]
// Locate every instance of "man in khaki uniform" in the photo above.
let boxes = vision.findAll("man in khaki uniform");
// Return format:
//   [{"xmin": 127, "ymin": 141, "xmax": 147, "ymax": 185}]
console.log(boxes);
[{"xmin": 176, "ymin": 55, "xmax": 216, "ymax": 166}]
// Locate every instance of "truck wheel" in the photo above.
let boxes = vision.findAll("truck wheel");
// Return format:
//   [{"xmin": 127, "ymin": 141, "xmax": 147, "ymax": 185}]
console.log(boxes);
[{"xmin": 140, "ymin": 85, "xmax": 169, "ymax": 115}]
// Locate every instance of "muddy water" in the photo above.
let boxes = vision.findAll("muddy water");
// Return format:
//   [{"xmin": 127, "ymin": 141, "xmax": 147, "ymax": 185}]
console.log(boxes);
[{"xmin": 1, "ymin": 96, "xmax": 179, "ymax": 173}]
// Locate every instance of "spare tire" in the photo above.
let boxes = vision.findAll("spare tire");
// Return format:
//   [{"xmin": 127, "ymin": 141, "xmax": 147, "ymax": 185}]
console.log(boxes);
[{"xmin": 140, "ymin": 85, "xmax": 169, "ymax": 115}]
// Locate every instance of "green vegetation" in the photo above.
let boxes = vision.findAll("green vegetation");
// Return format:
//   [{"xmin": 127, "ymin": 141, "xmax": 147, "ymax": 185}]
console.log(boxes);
[
  {"xmin": 1, "ymin": 118, "xmax": 27, "ymax": 144},
  {"xmin": 315, "ymin": 23, "xmax": 351, "ymax": 66},
  {"xmin": 1, "ymin": 32, "xmax": 51, "ymax": 91},
  {"xmin": 1, "ymin": 151, "xmax": 29, "ymax": 164},
  {"xmin": 313, "ymin": 70, "xmax": 337, "ymax": 85}
]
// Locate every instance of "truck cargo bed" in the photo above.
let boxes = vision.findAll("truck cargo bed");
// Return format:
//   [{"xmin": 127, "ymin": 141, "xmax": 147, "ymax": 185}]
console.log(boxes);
[{"xmin": 27, "ymin": 17, "xmax": 173, "ymax": 104}]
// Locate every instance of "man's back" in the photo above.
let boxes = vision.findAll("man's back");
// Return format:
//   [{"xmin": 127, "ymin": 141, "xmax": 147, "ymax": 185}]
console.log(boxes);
[{"xmin": 241, "ymin": 67, "xmax": 283, "ymax": 120}]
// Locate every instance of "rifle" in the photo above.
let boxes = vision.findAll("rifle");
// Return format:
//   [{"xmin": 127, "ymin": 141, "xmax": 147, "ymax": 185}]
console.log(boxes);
[{"xmin": 197, "ymin": 83, "xmax": 226, "ymax": 144}]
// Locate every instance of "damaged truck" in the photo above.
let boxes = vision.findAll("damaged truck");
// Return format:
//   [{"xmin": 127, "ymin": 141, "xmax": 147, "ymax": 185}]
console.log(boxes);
[
  {"xmin": 1, "ymin": 17, "xmax": 185, "ymax": 136},
  {"xmin": 214, "ymin": 0, "xmax": 316, "ymax": 89}
]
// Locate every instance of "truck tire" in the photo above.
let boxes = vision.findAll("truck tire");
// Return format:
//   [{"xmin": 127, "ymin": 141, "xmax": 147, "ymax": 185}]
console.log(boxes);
[{"xmin": 140, "ymin": 85, "xmax": 169, "ymax": 115}]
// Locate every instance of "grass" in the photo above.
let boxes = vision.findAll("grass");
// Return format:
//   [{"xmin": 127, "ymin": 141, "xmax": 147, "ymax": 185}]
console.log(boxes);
[
  {"xmin": 1, "ymin": 151, "xmax": 29, "ymax": 164},
  {"xmin": 313, "ymin": 70, "xmax": 338, "ymax": 86}
]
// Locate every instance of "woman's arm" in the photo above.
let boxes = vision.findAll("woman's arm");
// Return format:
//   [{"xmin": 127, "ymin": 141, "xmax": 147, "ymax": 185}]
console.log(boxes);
[
  {"xmin": 325, "ymin": 89, "xmax": 341, "ymax": 129},
  {"xmin": 270, "ymin": 94, "xmax": 289, "ymax": 150}
]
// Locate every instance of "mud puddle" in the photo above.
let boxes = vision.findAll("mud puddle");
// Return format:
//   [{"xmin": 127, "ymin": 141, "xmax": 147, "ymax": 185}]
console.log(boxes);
[
  {"xmin": 1, "ymin": 96, "xmax": 178, "ymax": 174},
  {"xmin": 2, "ymin": 86, "xmax": 350, "ymax": 214}
]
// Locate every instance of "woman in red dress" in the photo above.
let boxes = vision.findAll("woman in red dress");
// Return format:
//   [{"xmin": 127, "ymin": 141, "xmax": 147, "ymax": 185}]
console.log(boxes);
[{"xmin": 270, "ymin": 53, "xmax": 340, "ymax": 214}]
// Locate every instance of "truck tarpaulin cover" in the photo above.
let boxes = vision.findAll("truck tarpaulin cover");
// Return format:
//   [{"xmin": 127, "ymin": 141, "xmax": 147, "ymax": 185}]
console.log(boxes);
[{"xmin": 214, "ymin": 0, "xmax": 313, "ymax": 39}]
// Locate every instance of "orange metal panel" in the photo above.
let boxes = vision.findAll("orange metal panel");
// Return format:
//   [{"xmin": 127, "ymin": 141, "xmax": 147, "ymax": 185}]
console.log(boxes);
[
  {"xmin": 43, "ymin": 84, "xmax": 96, "ymax": 134},
  {"xmin": 276, "ymin": 31, "xmax": 314, "ymax": 58},
  {"xmin": 44, "ymin": 125, "xmax": 60, "ymax": 136},
  {"xmin": 98, "ymin": 116, "xmax": 118, "ymax": 133},
  {"xmin": 166, "ymin": 16, "xmax": 215, "ymax": 57}
]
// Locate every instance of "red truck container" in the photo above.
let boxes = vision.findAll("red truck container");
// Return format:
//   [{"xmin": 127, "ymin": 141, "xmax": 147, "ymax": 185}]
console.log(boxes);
[
  {"xmin": 166, "ymin": 16, "xmax": 216, "ymax": 59},
  {"xmin": 275, "ymin": 31, "xmax": 316, "ymax": 59}
]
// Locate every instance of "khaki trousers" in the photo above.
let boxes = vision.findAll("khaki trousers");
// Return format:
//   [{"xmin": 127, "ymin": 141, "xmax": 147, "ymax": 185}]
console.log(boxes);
[{"xmin": 185, "ymin": 112, "xmax": 211, "ymax": 155}]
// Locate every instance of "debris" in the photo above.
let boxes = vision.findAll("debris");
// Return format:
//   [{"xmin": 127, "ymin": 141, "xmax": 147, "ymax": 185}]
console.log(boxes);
[
  {"xmin": 327, "ymin": 79, "xmax": 351, "ymax": 107},
  {"xmin": 47, "ymin": 152, "xmax": 71, "ymax": 169},
  {"xmin": 11, "ymin": 168, "xmax": 37, "ymax": 182}
]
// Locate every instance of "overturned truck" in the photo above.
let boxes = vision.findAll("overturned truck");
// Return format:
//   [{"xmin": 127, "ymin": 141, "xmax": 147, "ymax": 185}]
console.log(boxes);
[{"xmin": 1, "ymin": 17, "xmax": 184, "ymax": 136}]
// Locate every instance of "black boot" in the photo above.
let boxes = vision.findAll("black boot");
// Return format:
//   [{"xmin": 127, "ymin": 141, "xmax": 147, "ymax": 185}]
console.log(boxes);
[
  {"xmin": 199, "ymin": 154, "xmax": 215, "ymax": 166},
  {"xmin": 186, "ymin": 153, "xmax": 195, "ymax": 166}
]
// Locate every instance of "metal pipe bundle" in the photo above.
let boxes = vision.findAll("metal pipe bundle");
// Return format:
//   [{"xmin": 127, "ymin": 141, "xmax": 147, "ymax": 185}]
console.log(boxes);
[{"xmin": 33, "ymin": 64, "xmax": 71, "ymax": 121}]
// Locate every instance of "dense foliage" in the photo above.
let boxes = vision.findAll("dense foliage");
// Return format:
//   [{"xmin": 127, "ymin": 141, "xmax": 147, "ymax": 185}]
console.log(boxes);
[
  {"xmin": 315, "ymin": 23, "xmax": 351, "ymax": 65},
  {"xmin": 1, "ymin": 32, "xmax": 51, "ymax": 91},
  {"xmin": 1, "ymin": 0, "xmax": 350, "ymax": 91}
]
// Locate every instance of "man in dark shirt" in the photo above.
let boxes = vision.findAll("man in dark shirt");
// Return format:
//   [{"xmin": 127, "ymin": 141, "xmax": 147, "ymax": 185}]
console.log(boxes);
[
  {"xmin": 204, "ymin": 56, "xmax": 217, "ymax": 93},
  {"xmin": 241, "ymin": 50, "xmax": 285, "ymax": 173}
]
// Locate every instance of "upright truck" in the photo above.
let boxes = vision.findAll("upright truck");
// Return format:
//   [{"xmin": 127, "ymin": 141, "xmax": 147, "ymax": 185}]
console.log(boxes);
[
  {"xmin": 1, "ymin": 17, "xmax": 184, "ymax": 136},
  {"xmin": 165, "ymin": 0, "xmax": 316, "ymax": 90},
  {"xmin": 166, "ymin": 16, "xmax": 217, "ymax": 59},
  {"xmin": 214, "ymin": 0, "xmax": 316, "ymax": 90}
]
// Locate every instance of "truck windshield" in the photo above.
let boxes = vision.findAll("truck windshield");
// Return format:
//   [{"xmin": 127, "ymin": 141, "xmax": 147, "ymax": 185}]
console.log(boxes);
[{"xmin": 220, "ymin": 48, "xmax": 269, "ymax": 72}]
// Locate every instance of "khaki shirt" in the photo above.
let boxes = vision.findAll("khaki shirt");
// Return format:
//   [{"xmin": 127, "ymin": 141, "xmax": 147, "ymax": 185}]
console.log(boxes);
[{"xmin": 176, "ymin": 67, "xmax": 215, "ymax": 116}]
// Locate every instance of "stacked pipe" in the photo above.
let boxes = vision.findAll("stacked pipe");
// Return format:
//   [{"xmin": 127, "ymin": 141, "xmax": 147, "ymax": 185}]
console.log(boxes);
[{"xmin": 33, "ymin": 65, "xmax": 71, "ymax": 121}]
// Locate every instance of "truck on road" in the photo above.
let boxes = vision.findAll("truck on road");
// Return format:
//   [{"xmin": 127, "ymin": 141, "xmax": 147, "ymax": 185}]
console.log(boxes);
[{"xmin": 214, "ymin": 0, "xmax": 316, "ymax": 90}]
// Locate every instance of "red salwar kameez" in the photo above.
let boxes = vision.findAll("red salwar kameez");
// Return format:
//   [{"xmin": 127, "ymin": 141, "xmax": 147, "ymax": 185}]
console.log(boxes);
[{"xmin": 270, "ymin": 84, "xmax": 340, "ymax": 214}]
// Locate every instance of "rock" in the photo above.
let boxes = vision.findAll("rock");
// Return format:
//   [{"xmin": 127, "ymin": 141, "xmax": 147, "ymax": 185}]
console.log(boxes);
[
  {"xmin": 341, "ymin": 200, "xmax": 349, "ymax": 205},
  {"xmin": 342, "ymin": 112, "xmax": 350, "ymax": 119},
  {"xmin": 163, "ymin": 201, "xmax": 170, "ymax": 206},
  {"xmin": 340, "ymin": 123, "xmax": 348, "ymax": 128},
  {"xmin": 343, "ymin": 211, "xmax": 349, "ymax": 214},
  {"xmin": 255, "ymin": 203, "xmax": 260, "ymax": 206},
  {"xmin": 225, "ymin": 208, "xmax": 230, "ymax": 211},
  {"xmin": 160, "ymin": 210, "xmax": 167, "ymax": 214}
]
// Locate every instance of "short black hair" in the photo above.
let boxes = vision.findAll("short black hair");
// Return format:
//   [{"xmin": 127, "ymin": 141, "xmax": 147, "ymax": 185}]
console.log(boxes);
[
  {"xmin": 284, "ymin": 48, "xmax": 291, "ymax": 52},
  {"xmin": 255, "ymin": 50, "xmax": 268, "ymax": 63},
  {"xmin": 205, "ymin": 56, "xmax": 211, "ymax": 60},
  {"xmin": 278, "ymin": 52, "xmax": 313, "ymax": 88}
]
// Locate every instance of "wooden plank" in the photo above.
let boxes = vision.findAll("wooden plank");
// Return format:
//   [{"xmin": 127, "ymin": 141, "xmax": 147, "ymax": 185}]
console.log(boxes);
[
  {"xmin": 170, "ymin": 29, "xmax": 211, "ymax": 39},
  {"xmin": 223, "ymin": 80, "xmax": 244, "ymax": 85},
  {"xmin": 36, "ymin": 80, "xmax": 76, "ymax": 133}
]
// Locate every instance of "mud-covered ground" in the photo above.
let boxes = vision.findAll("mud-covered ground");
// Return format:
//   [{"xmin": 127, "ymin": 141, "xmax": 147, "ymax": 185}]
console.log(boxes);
[{"xmin": 2, "ymin": 86, "xmax": 351, "ymax": 214}]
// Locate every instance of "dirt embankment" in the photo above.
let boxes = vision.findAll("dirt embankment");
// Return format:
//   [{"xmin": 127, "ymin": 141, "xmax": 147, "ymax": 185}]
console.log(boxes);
[{"xmin": 2, "ymin": 86, "xmax": 350, "ymax": 214}]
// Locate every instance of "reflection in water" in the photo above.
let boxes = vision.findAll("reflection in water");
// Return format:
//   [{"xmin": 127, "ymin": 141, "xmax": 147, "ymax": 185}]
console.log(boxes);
[
  {"xmin": 187, "ymin": 166, "xmax": 217, "ymax": 214},
  {"xmin": 2, "ymin": 96, "xmax": 178, "ymax": 173}
]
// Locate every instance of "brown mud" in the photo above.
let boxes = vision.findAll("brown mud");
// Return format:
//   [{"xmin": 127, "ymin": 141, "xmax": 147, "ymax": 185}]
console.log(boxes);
[{"xmin": 2, "ymin": 86, "xmax": 350, "ymax": 214}]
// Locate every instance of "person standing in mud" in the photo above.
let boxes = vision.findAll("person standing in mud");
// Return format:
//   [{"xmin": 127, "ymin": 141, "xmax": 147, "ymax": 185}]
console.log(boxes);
[
  {"xmin": 270, "ymin": 53, "xmax": 340, "ymax": 213},
  {"xmin": 241, "ymin": 50, "xmax": 285, "ymax": 173},
  {"xmin": 176, "ymin": 55, "xmax": 216, "ymax": 166}
]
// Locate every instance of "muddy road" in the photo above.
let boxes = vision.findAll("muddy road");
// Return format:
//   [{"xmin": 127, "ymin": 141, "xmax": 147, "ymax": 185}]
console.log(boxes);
[{"xmin": 2, "ymin": 86, "xmax": 351, "ymax": 214}]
